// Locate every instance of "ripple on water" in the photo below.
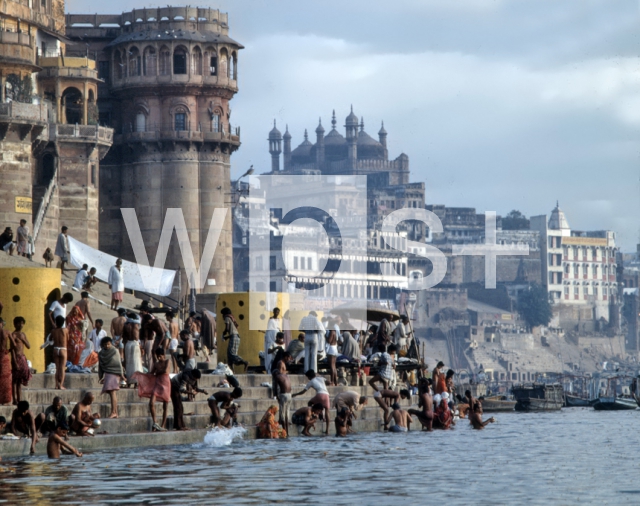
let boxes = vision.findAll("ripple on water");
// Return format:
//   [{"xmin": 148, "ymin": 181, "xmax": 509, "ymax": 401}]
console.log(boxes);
[{"xmin": 1, "ymin": 410, "xmax": 640, "ymax": 505}]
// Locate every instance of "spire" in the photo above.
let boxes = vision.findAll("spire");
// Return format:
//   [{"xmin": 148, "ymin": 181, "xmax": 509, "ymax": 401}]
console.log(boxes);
[
  {"xmin": 331, "ymin": 110, "xmax": 337, "ymax": 130},
  {"xmin": 268, "ymin": 119, "xmax": 282, "ymax": 139},
  {"xmin": 345, "ymin": 106, "xmax": 358, "ymax": 126},
  {"xmin": 378, "ymin": 121, "xmax": 387, "ymax": 135},
  {"xmin": 359, "ymin": 117, "xmax": 364, "ymax": 132},
  {"xmin": 304, "ymin": 129, "xmax": 308, "ymax": 141},
  {"xmin": 283, "ymin": 124, "xmax": 291, "ymax": 140},
  {"xmin": 315, "ymin": 117, "xmax": 325, "ymax": 134}
]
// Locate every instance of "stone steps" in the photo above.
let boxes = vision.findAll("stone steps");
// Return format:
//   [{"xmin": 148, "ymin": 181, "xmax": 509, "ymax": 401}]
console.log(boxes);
[{"xmin": 26, "ymin": 372, "xmax": 330, "ymax": 389}]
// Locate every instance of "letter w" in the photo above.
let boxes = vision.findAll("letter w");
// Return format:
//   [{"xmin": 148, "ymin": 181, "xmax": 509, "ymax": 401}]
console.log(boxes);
[{"xmin": 121, "ymin": 208, "xmax": 228, "ymax": 291}]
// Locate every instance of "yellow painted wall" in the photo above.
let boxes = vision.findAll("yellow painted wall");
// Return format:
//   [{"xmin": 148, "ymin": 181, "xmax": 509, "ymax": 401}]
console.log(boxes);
[
  {"xmin": 0, "ymin": 268, "xmax": 61, "ymax": 373},
  {"xmin": 216, "ymin": 292, "xmax": 291, "ymax": 367}
]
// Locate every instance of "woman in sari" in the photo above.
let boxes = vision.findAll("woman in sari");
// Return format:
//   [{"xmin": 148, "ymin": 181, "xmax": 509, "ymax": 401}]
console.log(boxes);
[
  {"xmin": 66, "ymin": 306, "xmax": 85, "ymax": 365},
  {"xmin": 257, "ymin": 405, "xmax": 287, "ymax": 439}
]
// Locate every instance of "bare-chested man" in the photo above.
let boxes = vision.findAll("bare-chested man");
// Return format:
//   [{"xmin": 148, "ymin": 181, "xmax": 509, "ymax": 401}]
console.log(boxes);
[
  {"xmin": 373, "ymin": 388, "xmax": 411, "ymax": 430},
  {"xmin": 466, "ymin": 390, "xmax": 495, "ymax": 430},
  {"xmin": 10, "ymin": 316, "xmax": 31, "ymax": 403},
  {"xmin": 51, "ymin": 315, "xmax": 68, "ymax": 389},
  {"xmin": 143, "ymin": 314, "xmax": 169, "ymax": 355},
  {"xmin": 181, "ymin": 330, "xmax": 195, "ymax": 371},
  {"xmin": 272, "ymin": 368, "xmax": 292, "ymax": 435},
  {"xmin": 69, "ymin": 392, "xmax": 100, "ymax": 435},
  {"xmin": 207, "ymin": 388, "xmax": 243, "ymax": 428},
  {"xmin": 111, "ymin": 308, "xmax": 127, "ymax": 360},
  {"xmin": 389, "ymin": 402, "xmax": 411, "ymax": 433},
  {"xmin": 47, "ymin": 423, "xmax": 82, "ymax": 459},
  {"xmin": 11, "ymin": 400, "xmax": 38, "ymax": 453},
  {"xmin": 408, "ymin": 377, "xmax": 434, "ymax": 431}
]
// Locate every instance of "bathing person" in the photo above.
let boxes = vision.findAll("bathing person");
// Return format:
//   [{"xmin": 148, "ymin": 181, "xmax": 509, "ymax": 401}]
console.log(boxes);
[
  {"xmin": 98, "ymin": 337, "xmax": 126, "ymax": 419},
  {"xmin": 135, "ymin": 348, "xmax": 171, "ymax": 431},
  {"xmin": 408, "ymin": 377, "xmax": 434, "ymax": 431},
  {"xmin": 51, "ymin": 315, "xmax": 68, "ymax": 389},
  {"xmin": 10, "ymin": 400, "xmax": 38, "ymax": 454},
  {"xmin": 207, "ymin": 388, "xmax": 243, "ymax": 428},
  {"xmin": 291, "ymin": 404, "xmax": 324, "ymax": 437},
  {"xmin": 69, "ymin": 392, "xmax": 100, "ymax": 436},
  {"xmin": 292, "ymin": 370, "xmax": 330, "ymax": 435},
  {"xmin": 35, "ymin": 396, "xmax": 69, "ymax": 435},
  {"xmin": 272, "ymin": 368, "xmax": 292, "ymax": 435},
  {"xmin": 368, "ymin": 344, "xmax": 397, "ymax": 392},
  {"xmin": 47, "ymin": 423, "xmax": 82, "ymax": 459},
  {"xmin": 373, "ymin": 388, "xmax": 411, "ymax": 430},
  {"xmin": 171, "ymin": 369, "xmax": 207, "ymax": 431},
  {"xmin": 389, "ymin": 402, "xmax": 411, "ymax": 433}
]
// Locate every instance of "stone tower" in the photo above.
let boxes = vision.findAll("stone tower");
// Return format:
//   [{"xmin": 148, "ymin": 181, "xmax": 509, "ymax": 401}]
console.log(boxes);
[
  {"xmin": 0, "ymin": 0, "xmax": 112, "ymax": 254},
  {"xmin": 67, "ymin": 7, "xmax": 242, "ymax": 295}
]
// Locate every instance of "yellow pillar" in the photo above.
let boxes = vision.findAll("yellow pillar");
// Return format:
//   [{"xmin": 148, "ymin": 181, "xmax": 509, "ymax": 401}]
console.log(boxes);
[{"xmin": 0, "ymin": 268, "xmax": 61, "ymax": 373}]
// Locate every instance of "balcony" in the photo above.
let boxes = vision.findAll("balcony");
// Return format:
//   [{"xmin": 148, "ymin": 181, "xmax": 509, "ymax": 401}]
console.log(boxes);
[
  {"xmin": 0, "ymin": 102, "xmax": 47, "ymax": 140},
  {"xmin": 37, "ymin": 56, "xmax": 100, "ymax": 81},
  {"xmin": 51, "ymin": 123, "xmax": 113, "ymax": 149},
  {"xmin": 115, "ymin": 124, "xmax": 240, "ymax": 147}
]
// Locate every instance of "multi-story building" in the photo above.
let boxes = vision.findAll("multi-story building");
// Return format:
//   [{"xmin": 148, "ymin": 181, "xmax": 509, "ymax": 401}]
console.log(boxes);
[
  {"xmin": 65, "ymin": 7, "xmax": 241, "ymax": 295},
  {"xmin": 1, "ymin": 0, "xmax": 113, "ymax": 253},
  {"xmin": 532, "ymin": 203, "xmax": 618, "ymax": 321}
]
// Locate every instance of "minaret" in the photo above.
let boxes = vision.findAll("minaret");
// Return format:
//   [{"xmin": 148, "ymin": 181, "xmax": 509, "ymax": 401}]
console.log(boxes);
[
  {"xmin": 345, "ymin": 105, "xmax": 358, "ymax": 168},
  {"xmin": 268, "ymin": 120, "xmax": 282, "ymax": 172},
  {"xmin": 378, "ymin": 121, "xmax": 388, "ymax": 159},
  {"xmin": 283, "ymin": 125, "xmax": 292, "ymax": 171},
  {"xmin": 315, "ymin": 117, "xmax": 325, "ymax": 168}
]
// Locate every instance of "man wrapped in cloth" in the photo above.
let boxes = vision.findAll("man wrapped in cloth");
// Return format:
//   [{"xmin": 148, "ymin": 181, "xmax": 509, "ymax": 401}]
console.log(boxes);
[{"xmin": 98, "ymin": 337, "xmax": 125, "ymax": 418}]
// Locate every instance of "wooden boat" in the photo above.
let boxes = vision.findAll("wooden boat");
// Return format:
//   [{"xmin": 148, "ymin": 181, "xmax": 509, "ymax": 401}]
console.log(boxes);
[
  {"xmin": 512, "ymin": 383, "xmax": 564, "ymax": 411},
  {"xmin": 480, "ymin": 396, "xmax": 516, "ymax": 412},
  {"xmin": 593, "ymin": 396, "xmax": 638, "ymax": 411},
  {"xmin": 564, "ymin": 394, "xmax": 596, "ymax": 408}
]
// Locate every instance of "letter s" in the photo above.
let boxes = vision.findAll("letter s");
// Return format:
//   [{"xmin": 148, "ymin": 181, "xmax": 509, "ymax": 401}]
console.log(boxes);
[{"xmin": 381, "ymin": 209, "xmax": 446, "ymax": 290}]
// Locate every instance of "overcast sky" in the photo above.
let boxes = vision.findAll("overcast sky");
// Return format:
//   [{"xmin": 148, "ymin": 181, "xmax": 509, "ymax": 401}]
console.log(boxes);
[{"xmin": 68, "ymin": 0, "xmax": 640, "ymax": 251}]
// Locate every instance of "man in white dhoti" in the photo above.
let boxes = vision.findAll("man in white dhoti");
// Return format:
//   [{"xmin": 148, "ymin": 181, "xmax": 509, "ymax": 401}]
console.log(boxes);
[
  {"xmin": 54, "ymin": 226, "xmax": 70, "ymax": 273},
  {"xmin": 108, "ymin": 258, "xmax": 125, "ymax": 311}
]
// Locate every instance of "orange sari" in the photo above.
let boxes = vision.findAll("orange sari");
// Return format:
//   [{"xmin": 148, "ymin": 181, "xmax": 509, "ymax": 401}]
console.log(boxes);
[
  {"xmin": 66, "ymin": 306, "xmax": 85, "ymax": 365},
  {"xmin": 257, "ymin": 406, "xmax": 287, "ymax": 439}
]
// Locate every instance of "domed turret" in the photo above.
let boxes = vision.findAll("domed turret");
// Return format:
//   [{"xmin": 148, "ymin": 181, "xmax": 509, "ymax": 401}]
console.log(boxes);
[
  {"xmin": 268, "ymin": 120, "xmax": 282, "ymax": 140},
  {"xmin": 357, "ymin": 118, "xmax": 385, "ymax": 160},
  {"xmin": 283, "ymin": 125, "xmax": 292, "ymax": 170},
  {"xmin": 291, "ymin": 129, "xmax": 314, "ymax": 164}
]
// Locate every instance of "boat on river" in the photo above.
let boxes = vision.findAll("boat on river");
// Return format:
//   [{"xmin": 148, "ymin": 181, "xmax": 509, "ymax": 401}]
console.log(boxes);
[
  {"xmin": 564, "ymin": 394, "xmax": 596, "ymax": 408},
  {"xmin": 592, "ymin": 396, "xmax": 638, "ymax": 411},
  {"xmin": 512, "ymin": 383, "xmax": 564, "ymax": 411},
  {"xmin": 480, "ymin": 396, "xmax": 516, "ymax": 412}
]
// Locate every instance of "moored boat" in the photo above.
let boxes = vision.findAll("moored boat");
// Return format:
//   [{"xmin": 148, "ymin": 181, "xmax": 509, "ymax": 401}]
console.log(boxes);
[
  {"xmin": 592, "ymin": 396, "xmax": 637, "ymax": 411},
  {"xmin": 564, "ymin": 394, "xmax": 596, "ymax": 408},
  {"xmin": 512, "ymin": 383, "xmax": 564, "ymax": 411},
  {"xmin": 480, "ymin": 396, "xmax": 516, "ymax": 412}
]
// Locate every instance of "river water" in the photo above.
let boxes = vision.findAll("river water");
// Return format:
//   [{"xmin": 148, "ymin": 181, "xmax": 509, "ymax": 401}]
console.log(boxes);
[{"xmin": 1, "ymin": 408, "xmax": 639, "ymax": 505}]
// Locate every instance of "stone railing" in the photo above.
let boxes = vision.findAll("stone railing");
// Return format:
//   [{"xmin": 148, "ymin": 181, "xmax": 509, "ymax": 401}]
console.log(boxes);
[
  {"xmin": 0, "ymin": 102, "xmax": 47, "ymax": 122},
  {"xmin": 53, "ymin": 124, "xmax": 114, "ymax": 143}
]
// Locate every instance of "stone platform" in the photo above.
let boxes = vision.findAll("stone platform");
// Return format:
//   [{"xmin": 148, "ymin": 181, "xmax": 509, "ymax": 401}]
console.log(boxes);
[{"xmin": 0, "ymin": 372, "xmax": 396, "ymax": 458}]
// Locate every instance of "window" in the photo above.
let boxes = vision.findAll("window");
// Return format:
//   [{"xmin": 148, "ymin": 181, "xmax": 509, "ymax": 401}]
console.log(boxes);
[
  {"xmin": 136, "ymin": 112, "xmax": 146, "ymax": 132},
  {"xmin": 159, "ymin": 48, "xmax": 170, "ymax": 75},
  {"xmin": 91, "ymin": 164, "xmax": 96, "ymax": 186},
  {"xmin": 173, "ymin": 48, "xmax": 187, "ymax": 74},
  {"xmin": 307, "ymin": 257, "xmax": 312, "ymax": 270},
  {"xmin": 209, "ymin": 55, "xmax": 217, "ymax": 75},
  {"xmin": 594, "ymin": 287, "xmax": 598, "ymax": 298},
  {"xmin": 270, "ymin": 255, "xmax": 276, "ymax": 270},
  {"xmin": 300, "ymin": 257, "xmax": 305, "ymax": 270},
  {"xmin": 144, "ymin": 47, "xmax": 157, "ymax": 76},
  {"xmin": 293, "ymin": 256, "xmax": 298, "ymax": 269},
  {"xmin": 270, "ymin": 281, "xmax": 276, "ymax": 292},
  {"xmin": 574, "ymin": 286, "xmax": 579, "ymax": 298},
  {"xmin": 212, "ymin": 114, "xmax": 220, "ymax": 132},
  {"xmin": 174, "ymin": 112, "xmax": 186, "ymax": 131},
  {"xmin": 191, "ymin": 48, "xmax": 202, "ymax": 75}
]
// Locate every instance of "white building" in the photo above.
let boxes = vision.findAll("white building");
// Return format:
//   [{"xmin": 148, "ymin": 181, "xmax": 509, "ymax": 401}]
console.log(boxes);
[{"xmin": 531, "ymin": 203, "xmax": 617, "ymax": 320}]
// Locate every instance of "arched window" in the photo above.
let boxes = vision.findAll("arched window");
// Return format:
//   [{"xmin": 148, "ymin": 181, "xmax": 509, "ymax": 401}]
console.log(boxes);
[
  {"xmin": 128, "ymin": 47, "xmax": 141, "ymax": 77},
  {"xmin": 136, "ymin": 111, "xmax": 146, "ymax": 132},
  {"xmin": 191, "ymin": 46, "xmax": 202, "ymax": 75},
  {"xmin": 61, "ymin": 87, "xmax": 83, "ymax": 124},
  {"xmin": 114, "ymin": 51, "xmax": 123, "ymax": 79},
  {"xmin": 229, "ymin": 54, "xmax": 234, "ymax": 79},
  {"xmin": 173, "ymin": 46, "xmax": 188, "ymax": 75},
  {"xmin": 143, "ymin": 46, "xmax": 157, "ymax": 76},
  {"xmin": 174, "ymin": 107, "xmax": 187, "ymax": 131},
  {"xmin": 212, "ymin": 112, "xmax": 220, "ymax": 132},
  {"xmin": 205, "ymin": 47, "xmax": 217, "ymax": 76},
  {"xmin": 159, "ymin": 46, "xmax": 170, "ymax": 75}
]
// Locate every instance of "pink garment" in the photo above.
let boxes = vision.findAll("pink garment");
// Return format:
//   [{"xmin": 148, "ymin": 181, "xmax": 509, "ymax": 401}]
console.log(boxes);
[
  {"xmin": 134, "ymin": 372, "xmax": 171, "ymax": 403},
  {"xmin": 101, "ymin": 372, "xmax": 121, "ymax": 393}
]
